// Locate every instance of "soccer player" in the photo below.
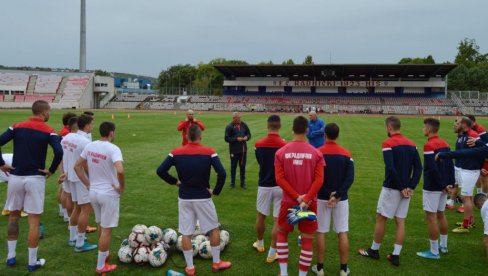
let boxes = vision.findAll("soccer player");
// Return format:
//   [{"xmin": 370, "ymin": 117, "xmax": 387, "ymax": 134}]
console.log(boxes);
[
  {"xmin": 450, "ymin": 117, "xmax": 483, "ymax": 232},
  {"xmin": 274, "ymin": 116, "xmax": 325, "ymax": 276},
  {"xmin": 60, "ymin": 115, "xmax": 97, "ymax": 252},
  {"xmin": 0, "ymin": 100, "xmax": 63, "ymax": 272},
  {"xmin": 59, "ymin": 117, "xmax": 79, "ymax": 226},
  {"xmin": 74, "ymin": 122, "xmax": 124, "ymax": 274},
  {"xmin": 157, "ymin": 125, "xmax": 231, "ymax": 276},
  {"xmin": 358, "ymin": 116, "xmax": 422, "ymax": 266},
  {"xmin": 416, "ymin": 118, "xmax": 454, "ymax": 260},
  {"xmin": 306, "ymin": 111, "xmax": 325, "ymax": 148},
  {"xmin": 474, "ymin": 193, "xmax": 488, "ymax": 257},
  {"xmin": 225, "ymin": 112, "xmax": 251, "ymax": 189},
  {"xmin": 253, "ymin": 115, "xmax": 287, "ymax": 263},
  {"xmin": 312, "ymin": 123, "xmax": 354, "ymax": 276},
  {"xmin": 58, "ymin": 112, "xmax": 77, "ymax": 219},
  {"xmin": 177, "ymin": 109, "xmax": 205, "ymax": 146},
  {"xmin": 467, "ymin": 115, "xmax": 488, "ymax": 196}
]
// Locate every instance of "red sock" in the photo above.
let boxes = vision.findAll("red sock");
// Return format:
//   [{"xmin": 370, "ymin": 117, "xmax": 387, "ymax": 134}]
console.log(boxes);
[
  {"xmin": 299, "ymin": 236, "xmax": 313, "ymax": 272},
  {"xmin": 463, "ymin": 218, "xmax": 470, "ymax": 227},
  {"xmin": 469, "ymin": 216, "xmax": 474, "ymax": 225},
  {"xmin": 277, "ymin": 231, "xmax": 288, "ymax": 264}
]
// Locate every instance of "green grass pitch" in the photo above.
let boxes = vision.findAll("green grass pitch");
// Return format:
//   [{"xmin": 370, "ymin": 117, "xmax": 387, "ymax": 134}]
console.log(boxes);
[{"xmin": 0, "ymin": 110, "xmax": 486, "ymax": 275}]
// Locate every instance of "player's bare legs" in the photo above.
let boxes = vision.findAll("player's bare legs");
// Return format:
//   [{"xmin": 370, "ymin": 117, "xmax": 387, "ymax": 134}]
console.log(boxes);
[
  {"xmin": 373, "ymin": 214, "xmax": 387, "ymax": 244},
  {"xmin": 315, "ymin": 232, "xmax": 326, "ymax": 266},
  {"xmin": 482, "ymin": 175, "xmax": 488, "ymax": 194},
  {"xmin": 426, "ymin": 212, "xmax": 438, "ymax": 241},
  {"xmin": 27, "ymin": 214, "xmax": 41, "ymax": 248},
  {"xmin": 209, "ymin": 227, "xmax": 231, "ymax": 272},
  {"xmin": 394, "ymin": 217, "xmax": 405, "ymax": 246},
  {"xmin": 338, "ymin": 232, "xmax": 349, "ymax": 267},
  {"xmin": 6, "ymin": 210, "xmax": 20, "ymax": 263},
  {"xmin": 255, "ymin": 212, "xmax": 266, "ymax": 249},
  {"xmin": 270, "ymin": 217, "xmax": 278, "ymax": 250}
]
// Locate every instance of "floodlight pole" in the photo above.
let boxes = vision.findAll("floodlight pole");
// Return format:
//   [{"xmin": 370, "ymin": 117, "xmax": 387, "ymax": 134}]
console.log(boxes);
[{"xmin": 80, "ymin": 0, "xmax": 86, "ymax": 72}]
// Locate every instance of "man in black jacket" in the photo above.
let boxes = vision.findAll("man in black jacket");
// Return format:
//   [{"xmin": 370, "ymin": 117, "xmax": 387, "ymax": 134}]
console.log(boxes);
[{"xmin": 225, "ymin": 112, "xmax": 251, "ymax": 189}]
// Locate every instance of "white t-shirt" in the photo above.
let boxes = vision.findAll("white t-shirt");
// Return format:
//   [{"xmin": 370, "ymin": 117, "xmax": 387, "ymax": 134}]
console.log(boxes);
[
  {"xmin": 78, "ymin": 130, "xmax": 92, "ymax": 142},
  {"xmin": 80, "ymin": 140, "xmax": 123, "ymax": 197},
  {"xmin": 0, "ymin": 154, "xmax": 13, "ymax": 183},
  {"xmin": 62, "ymin": 132, "xmax": 90, "ymax": 182},
  {"xmin": 482, "ymin": 200, "xmax": 488, "ymax": 235}
]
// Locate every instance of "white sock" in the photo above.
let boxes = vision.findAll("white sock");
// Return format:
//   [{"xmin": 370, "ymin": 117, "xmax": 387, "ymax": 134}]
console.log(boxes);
[
  {"xmin": 446, "ymin": 199, "xmax": 454, "ymax": 205},
  {"xmin": 211, "ymin": 246, "xmax": 221, "ymax": 263},
  {"xmin": 76, "ymin": 232, "xmax": 86, "ymax": 248},
  {"xmin": 63, "ymin": 208, "xmax": 68, "ymax": 218},
  {"xmin": 28, "ymin": 247, "xmax": 38, "ymax": 266},
  {"xmin": 440, "ymin": 235, "xmax": 448, "ymax": 248},
  {"xmin": 257, "ymin": 239, "xmax": 264, "ymax": 247},
  {"xmin": 299, "ymin": 270, "xmax": 308, "ymax": 276},
  {"xmin": 393, "ymin": 244, "xmax": 402, "ymax": 255},
  {"xmin": 97, "ymin": 251, "xmax": 107, "ymax": 270},
  {"xmin": 429, "ymin": 239, "xmax": 439, "ymax": 255},
  {"xmin": 268, "ymin": 247, "xmax": 277, "ymax": 258},
  {"xmin": 58, "ymin": 204, "xmax": 63, "ymax": 213},
  {"xmin": 69, "ymin": 226, "xmax": 77, "ymax": 241},
  {"xmin": 7, "ymin": 240, "xmax": 17, "ymax": 259},
  {"xmin": 371, "ymin": 241, "xmax": 381, "ymax": 250},
  {"xmin": 183, "ymin": 250, "xmax": 193, "ymax": 268},
  {"xmin": 279, "ymin": 262, "xmax": 288, "ymax": 276}
]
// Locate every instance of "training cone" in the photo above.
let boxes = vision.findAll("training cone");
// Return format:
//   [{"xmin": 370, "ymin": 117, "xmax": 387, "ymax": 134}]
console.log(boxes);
[{"xmin": 111, "ymin": 114, "xmax": 115, "ymax": 120}]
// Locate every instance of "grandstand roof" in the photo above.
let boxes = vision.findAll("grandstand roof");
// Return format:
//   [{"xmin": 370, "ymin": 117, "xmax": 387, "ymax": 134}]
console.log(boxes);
[{"xmin": 214, "ymin": 64, "xmax": 457, "ymax": 80}]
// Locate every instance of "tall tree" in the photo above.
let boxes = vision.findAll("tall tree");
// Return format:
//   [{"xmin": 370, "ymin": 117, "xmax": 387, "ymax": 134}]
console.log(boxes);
[
  {"xmin": 303, "ymin": 55, "xmax": 314, "ymax": 65},
  {"xmin": 398, "ymin": 55, "xmax": 436, "ymax": 64},
  {"xmin": 454, "ymin": 38, "xmax": 488, "ymax": 68},
  {"xmin": 282, "ymin": 59, "xmax": 295, "ymax": 65}
]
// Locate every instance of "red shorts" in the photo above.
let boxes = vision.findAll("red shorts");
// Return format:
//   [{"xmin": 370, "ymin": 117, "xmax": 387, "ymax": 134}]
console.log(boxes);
[
  {"xmin": 482, "ymin": 161, "xmax": 488, "ymax": 176},
  {"xmin": 278, "ymin": 201, "xmax": 317, "ymax": 234}
]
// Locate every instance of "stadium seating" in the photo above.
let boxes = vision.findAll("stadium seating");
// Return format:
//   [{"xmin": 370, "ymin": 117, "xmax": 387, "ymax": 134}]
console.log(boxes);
[
  {"xmin": 59, "ymin": 76, "xmax": 90, "ymax": 106},
  {"xmin": 0, "ymin": 73, "xmax": 29, "ymax": 92},
  {"xmin": 34, "ymin": 75, "xmax": 62, "ymax": 94}
]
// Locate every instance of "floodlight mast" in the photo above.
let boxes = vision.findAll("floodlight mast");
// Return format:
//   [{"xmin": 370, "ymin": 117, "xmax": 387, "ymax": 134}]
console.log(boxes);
[{"xmin": 80, "ymin": 0, "xmax": 86, "ymax": 72}]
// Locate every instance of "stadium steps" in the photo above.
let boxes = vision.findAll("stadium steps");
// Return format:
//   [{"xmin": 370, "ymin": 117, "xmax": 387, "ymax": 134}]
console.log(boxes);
[
  {"xmin": 54, "ymin": 77, "xmax": 68, "ymax": 102},
  {"xmin": 26, "ymin": 75, "xmax": 37, "ymax": 95}
]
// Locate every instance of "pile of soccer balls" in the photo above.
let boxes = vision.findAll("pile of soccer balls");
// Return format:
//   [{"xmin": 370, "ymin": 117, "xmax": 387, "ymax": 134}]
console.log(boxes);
[
  {"xmin": 118, "ymin": 224, "xmax": 177, "ymax": 267},
  {"xmin": 175, "ymin": 223, "xmax": 231, "ymax": 259}
]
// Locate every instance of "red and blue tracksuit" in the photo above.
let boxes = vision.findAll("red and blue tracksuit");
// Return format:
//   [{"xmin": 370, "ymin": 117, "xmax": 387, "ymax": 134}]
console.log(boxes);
[
  {"xmin": 254, "ymin": 133, "xmax": 287, "ymax": 188},
  {"xmin": 454, "ymin": 130, "xmax": 484, "ymax": 170},
  {"xmin": 317, "ymin": 141, "xmax": 354, "ymax": 201},
  {"xmin": 157, "ymin": 142, "xmax": 226, "ymax": 199},
  {"xmin": 0, "ymin": 117, "xmax": 63, "ymax": 176},
  {"xmin": 423, "ymin": 136, "xmax": 455, "ymax": 191},
  {"xmin": 382, "ymin": 133, "xmax": 422, "ymax": 191}
]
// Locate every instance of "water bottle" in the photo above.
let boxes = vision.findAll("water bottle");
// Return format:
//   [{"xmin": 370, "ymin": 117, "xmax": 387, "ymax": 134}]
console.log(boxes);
[{"xmin": 166, "ymin": 269, "xmax": 185, "ymax": 276}]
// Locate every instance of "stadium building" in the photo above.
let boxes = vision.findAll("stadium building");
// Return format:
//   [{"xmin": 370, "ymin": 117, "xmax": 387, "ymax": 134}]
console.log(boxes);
[{"xmin": 0, "ymin": 69, "xmax": 114, "ymax": 109}]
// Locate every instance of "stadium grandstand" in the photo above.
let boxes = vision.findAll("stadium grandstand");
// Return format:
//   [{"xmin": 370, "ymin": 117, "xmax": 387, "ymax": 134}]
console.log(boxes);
[{"xmin": 0, "ymin": 70, "xmax": 114, "ymax": 109}]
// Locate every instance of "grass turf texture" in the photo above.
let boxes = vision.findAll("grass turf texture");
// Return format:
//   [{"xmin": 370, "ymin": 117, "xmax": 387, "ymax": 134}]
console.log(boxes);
[{"xmin": 0, "ymin": 110, "xmax": 487, "ymax": 276}]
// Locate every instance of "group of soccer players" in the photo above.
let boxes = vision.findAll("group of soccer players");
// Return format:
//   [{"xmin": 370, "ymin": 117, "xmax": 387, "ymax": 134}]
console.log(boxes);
[
  {"xmin": 1, "ymin": 101, "xmax": 488, "ymax": 275},
  {"xmin": 0, "ymin": 101, "xmax": 124, "ymax": 273}
]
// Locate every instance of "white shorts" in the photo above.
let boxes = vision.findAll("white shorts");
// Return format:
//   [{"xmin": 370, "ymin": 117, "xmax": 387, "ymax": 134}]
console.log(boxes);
[
  {"xmin": 62, "ymin": 179, "xmax": 71, "ymax": 193},
  {"xmin": 69, "ymin": 181, "xmax": 78, "ymax": 202},
  {"xmin": 90, "ymin": 191, "xmax": 119, "ymax": 228},
  {"xmin": 71, "ymin": 180, "xmax": 90, "ymax": 205},
  {"xmin": 256, "ymin": 186, "xmax": 282, "ymax": 218},
  {"xmin": 454, "ymin": 166, "xmax": 462, "ymax": 186},
  {"xmin": 422, "ymin": 190, "xmax": 447, "ymax": 213},
  {"xmin": 178, "ymin": 198, "xmax": 219, "ymax": 236},
  {"xmin": 458, "ymin": 169, "xmax": 480, "ymax": 196},
  {"xmin": 376, "ymin": 187, "xmax": 411, "ymax": 219},
  {"xmin": 5, "ymin": 175, "xmax": 45, "ymax": 214},
  {"xmin": 317, "ymin": 199, "xmax": 349, "ymax": 233}
]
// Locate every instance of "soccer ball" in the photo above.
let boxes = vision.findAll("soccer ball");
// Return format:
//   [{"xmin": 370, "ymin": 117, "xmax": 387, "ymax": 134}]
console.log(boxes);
[
  {"xmin": 133, "ymin": 246, "xmax": 151, "ymax": 264},
  {"xmin": 198, "ymin": 240, "xmax": 212, "ymax": 259},
  {"xmin": 132, "ymin": 224, "xmax": 148, "ymax": 234},
  {"xmin": 176, "ymin": 235, "xmax": 183, "ymax": 251},
  {"xmin": 151, "ymin": 241, "xmax": 170, "ymax": 252},
  {"xmin": 145, "ymin": 226, "xmax": 163, "ymax": 244},
  {"xmin": 191, "ymin": 240, "xmax": 199, "ymax": 257},
  {"xmin": 193, "ymin": 223, "xmax": 203, "ymax": 236},
  {"xmin": 120, "ymin": 238, "xmax": 130, "ymax": 247},
  {"xmin": 220, "ymin": 230, "xmax": 230, "ymax": 245},
  {"xmin": 129, "ymin": 231, "xmax": 150, "ymax": 248},
  {"xmin": 148, "ymin": 247, "xmax": 167, "ymax": 267},
  {"xmin": 162, "ymin": 228, "xmax": 177, "ymax": 245},
  {"xmin": 118, "ymin": 246, "xmax": 133, "ymax": 263},
  {"xmin": 193, "ymin": 234, "xmax": 207, "ymax": 247}
]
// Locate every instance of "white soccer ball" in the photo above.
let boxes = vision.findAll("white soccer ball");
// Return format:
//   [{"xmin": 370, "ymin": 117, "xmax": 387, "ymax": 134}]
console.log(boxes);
[
  {"xmin": 193, "ymin": 223, "xmax": 203, "ymax": 236},
  {"xmin": 133, "ymin": 246, "xmax": 151, "ymax": 264},
  {"xmin": 192, "ymin": 240, "xmax": 199, "ymax": 257},
  {"xmin": 193, "ymin": 234, "xmax": 207, "ymax": 247},
  {"xmin": 198, "ymin": 240, "xmax": 212, "ymax": 259},
  {"xmin": 176, "ymin": 235, "xmax": 183, "ymax": 251},
  {"xmin": 145, "ymin": 226, "xmax": 163, "ymax": 244},
  {"xmin": 118, "ymin": 246, "xmax": 133, "ymax": 263},
  {"xmin": 148, "ymin": 247, "xmax": 168, "ymax": 267},
  {"xmin": 162, "ymin": 228, "xmax": 178, "ymax": 245},
  {"xmin": 120, "ymin": 238, "xmax": 130, "ymax": 247},
  {"xmin": 129, "ymin": 231, "xmax": 150, "ymax": 248},
  {"xmin": 220, "ymin": 230, "xmax": 230, "ymax": 245},
  {"xmin": 132, "ymin": 224, "xmax": 148, "ymax": 234}
]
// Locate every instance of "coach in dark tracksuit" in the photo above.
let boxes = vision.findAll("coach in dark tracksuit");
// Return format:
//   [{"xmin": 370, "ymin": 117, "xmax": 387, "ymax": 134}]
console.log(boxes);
[{"xmin": 224, "ymin": 112, "xmax": 251, "ymax": 189}]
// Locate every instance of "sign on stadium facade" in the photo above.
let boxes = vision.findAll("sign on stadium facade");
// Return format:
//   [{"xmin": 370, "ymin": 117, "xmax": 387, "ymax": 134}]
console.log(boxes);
[{"xmin": 274, "ymin": 80, "xmax": 386, "ymax": 87}]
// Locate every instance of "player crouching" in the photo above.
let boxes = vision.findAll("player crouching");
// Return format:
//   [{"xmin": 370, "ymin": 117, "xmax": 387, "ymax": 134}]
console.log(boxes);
[{"xmin": 157, "ymin": 125, "xmax": 231, "ymax": 275}]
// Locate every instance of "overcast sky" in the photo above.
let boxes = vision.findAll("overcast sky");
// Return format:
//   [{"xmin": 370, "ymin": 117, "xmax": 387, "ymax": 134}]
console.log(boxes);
[{"xmin": 1, "ymin": 0, "xmax": 487, "ymax": 77}]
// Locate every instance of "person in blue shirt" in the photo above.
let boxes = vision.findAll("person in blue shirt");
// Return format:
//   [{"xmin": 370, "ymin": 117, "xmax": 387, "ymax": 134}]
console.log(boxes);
[{"xmin": 306, "ymin": 111, "xmax": 325, "ymax": 148}]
